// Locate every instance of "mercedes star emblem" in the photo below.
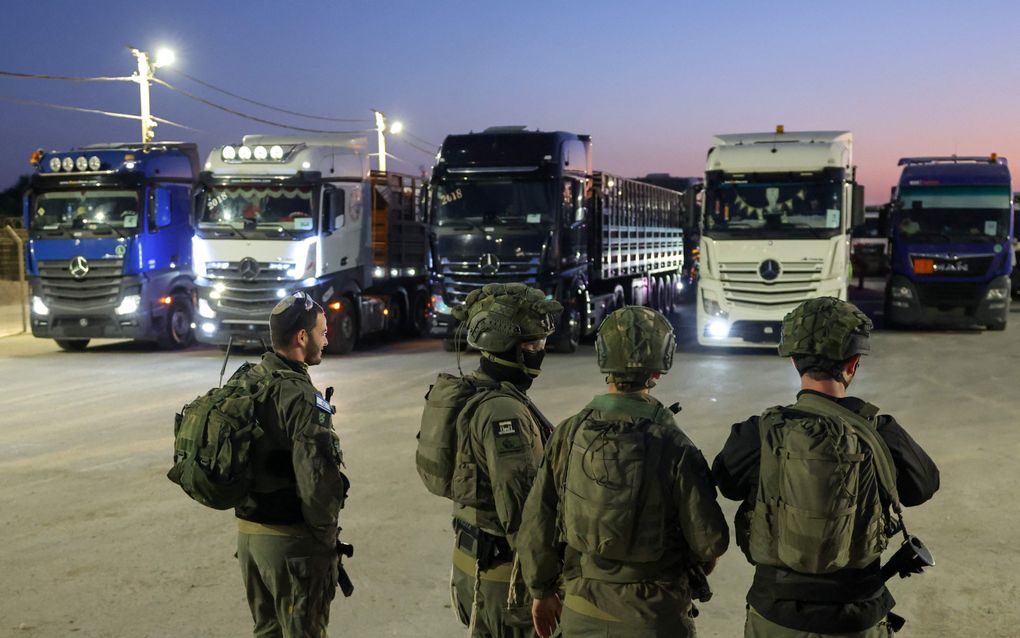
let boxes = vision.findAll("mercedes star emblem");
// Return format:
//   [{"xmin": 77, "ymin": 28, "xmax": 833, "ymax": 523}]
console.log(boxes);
[
  {"xmin": 759, "ymin": 259, "xmax": 781, "ymax": 281},
  {"xmin": 239, "ymin": 257, "xmax": 261, "ymax": 281},
  {"xmin": 478, "ymin": 253, "xmax": 500, "ymax": 277},
  {"xmin": 69, "ymin": 255, "xmax": 90, "ymax": 279}
]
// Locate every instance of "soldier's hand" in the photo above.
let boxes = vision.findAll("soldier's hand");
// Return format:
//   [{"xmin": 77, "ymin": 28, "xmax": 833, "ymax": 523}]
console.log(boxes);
[
  {"xmin": 532, "ymin": 594, "xmax": 562, "ymax": 638},
  {"xmin": 701, "ymin": 557, "xmax": 718, "ymax": 576}
]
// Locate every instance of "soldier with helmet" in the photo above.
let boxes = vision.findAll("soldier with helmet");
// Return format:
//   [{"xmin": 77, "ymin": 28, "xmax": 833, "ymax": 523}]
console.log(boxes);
[
  {"xmin": 419, "ymin": 283, "xmax": 562, "ymax": 637},
  {"xmin": 517, "ymin": 306, "xmax": 729, "ymax": 637},
  {"xmin": 712, "ymin": 297, "xmax": 940, "ymax": 637}
]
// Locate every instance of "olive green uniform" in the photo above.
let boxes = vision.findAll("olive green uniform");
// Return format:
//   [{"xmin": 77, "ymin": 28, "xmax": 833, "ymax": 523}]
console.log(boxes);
[
  {"xmin": 451, "ymin": 369, "xmax": 550, "ymax": 638},
  {"xmin": 234, "ymin": 352, "xmax": 346, "ymax": 638},
  {"xmin": 518, "ymin": 393, "xmax": 730, "ymax": 637}
]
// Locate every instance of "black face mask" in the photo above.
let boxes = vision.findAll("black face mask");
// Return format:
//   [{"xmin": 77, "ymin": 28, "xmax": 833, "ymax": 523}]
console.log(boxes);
[
  {"xmin": 479, "ymin": 346, "xmax": 544, "ymax": 391},
  {"xmin": 522, "ymin": 349, "xmax": 545, "ymax": 377}
]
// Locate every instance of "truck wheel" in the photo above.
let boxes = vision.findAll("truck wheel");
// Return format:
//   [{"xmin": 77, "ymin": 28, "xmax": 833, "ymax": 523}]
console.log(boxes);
[
  {"xmin": 552, "ymin": 305, "xmax": 581, "ymax": 353},
  {"xmin": 55, "ymin": 339, "xmax": 89, "ymax": 352},
  {"xmin": 157, "ymin": 295, "xmax": 195, "ymax": 350},
  {"xmin": 405, "ymin": 290, "xmax": 431, "ymax": 337},
  {"xmin": 987, "ymin": 321, "xmax": 1007, "ymax": 331},
  {"xmin": 326, "ymin": 296, "xmax": 358, "ymax": 354},
  {"xmin": 385, "ymin": 297, "xmax": 404, "ymax": 337}
]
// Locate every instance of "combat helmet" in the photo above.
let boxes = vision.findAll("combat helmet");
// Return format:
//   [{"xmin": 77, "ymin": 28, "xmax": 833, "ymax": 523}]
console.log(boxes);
[
  {"xmin": 595, "ymin": 306, "xmax": 676, "ymax": 388},
  {"xmin": 452, "ymin": 283, "xmax": 563, "ymax": 354},
  {"xmin": 778, "ymin": 296, "xmax": 872, "ymax": 361}
]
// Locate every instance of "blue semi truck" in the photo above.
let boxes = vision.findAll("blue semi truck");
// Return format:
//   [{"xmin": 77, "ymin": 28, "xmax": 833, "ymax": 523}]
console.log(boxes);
[
  {"xmin": 885, "ymin": 155, "xmax": 1013, "ymax": 330},
  {"xmin": 24, "ymin": 143, "xmax": 200, "ymax": 350}
]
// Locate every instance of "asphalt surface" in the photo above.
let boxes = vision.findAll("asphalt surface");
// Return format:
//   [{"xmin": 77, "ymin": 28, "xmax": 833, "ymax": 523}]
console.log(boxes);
[{"xmin": 1, "ymin": 285, "xmax": 1018, "ymax": 637}]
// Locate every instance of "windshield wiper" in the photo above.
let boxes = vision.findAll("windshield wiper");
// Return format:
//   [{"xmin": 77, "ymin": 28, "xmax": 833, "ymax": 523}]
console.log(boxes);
[
  {"xmin": 257, "ymin": 224, "xmax": 299, "ymax": 238},
  {"xmin": 200, "ymin": 222, "xmax": 249, "ymax": 239},
  {"xmin": 906, "ymin": 231, "xmax": 953, "ymax": 243},
  {"xmin": 85, "ymin": 221, "xmax": 126, "ymax": 239},
  {"xmin": 780, "ymin": 222, "xmax": 828, "ymax": 238}
]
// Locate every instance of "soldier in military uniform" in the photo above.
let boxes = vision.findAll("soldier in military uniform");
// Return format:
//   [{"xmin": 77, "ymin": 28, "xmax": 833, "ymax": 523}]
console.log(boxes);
[
  {"xmin": 712, "ymin": 297, "xmax": 940, "ymax": 637},
  {"xmin": 235, "ymin": 292, "xmax": 348, "ymax": 638},
  {"xmin": 518, "ymin": 306, "xmax": 729, "ymax": 638},
  {"xmin": 435, "ymin": 283, "xmax": 563, "ymax": 638}
]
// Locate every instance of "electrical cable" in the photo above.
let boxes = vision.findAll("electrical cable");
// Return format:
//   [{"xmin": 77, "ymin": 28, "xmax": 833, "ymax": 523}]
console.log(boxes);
[
  {"xmin": 0, "ymin": 95, "xmax": 198, "ymax": 130},
  {"xmin": 405, "ymin": 131, "xmax": 440, "ymax": 149},
  {"xmin": 165, "ymin": 68, "xmax": 371, "ymax": 123},
  {"xmin": 400, "ymin": 139, "xmax": 439, "ymax": 157},
  {"xmin": 0, "ymin": 70, "xmax": 135, "ymax": 82},
  {"xmin": 151, "ymin": 77, "xmax": 368, "ymax": 134}
]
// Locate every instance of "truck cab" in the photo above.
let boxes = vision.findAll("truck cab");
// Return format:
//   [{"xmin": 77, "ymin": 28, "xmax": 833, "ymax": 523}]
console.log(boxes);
[
  {"xmin": 886, "ymin": 156, "xmax": 1012, "ymax": 329},
  {"xmin": 697, "ymin": 129, "xmax": 864, "ymax": 348},
  {"xmin": 24, "ymin": 143, "xmax": 199, "ymax": 351},
  {"xmin": 193, "ymin": 135, "xmax": 427, "ymax": 353}
]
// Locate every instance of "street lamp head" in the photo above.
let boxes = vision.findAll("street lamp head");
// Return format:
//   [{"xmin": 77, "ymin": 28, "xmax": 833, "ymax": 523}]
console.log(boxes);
[
  {"xmin": 154, "ymin": 48, "xmax": 175, "ymax": 68},
  {"xmin": 388, "ymin": 121, "xmax": 404, "ymax": 135}
]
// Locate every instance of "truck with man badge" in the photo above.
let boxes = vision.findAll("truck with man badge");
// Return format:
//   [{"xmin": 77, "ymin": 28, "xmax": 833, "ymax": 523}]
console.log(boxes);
[
  {"xmin": 697, "ymin": 128, "xmax": 864, "ymax": 348},
  {"xmin": 24, "ymin": 142, "xmax": 200, "ymax": 351},
  {"xmin": 427, "ymin": 126, "xmax": 692, "ymax": 352},
  {"xmin": 192, "ymin": 134, "xmax": 428, "ymax": 353},
  {"xmin": 885, "ymin": 155, "xmax": 1013, "ymax": 329}
]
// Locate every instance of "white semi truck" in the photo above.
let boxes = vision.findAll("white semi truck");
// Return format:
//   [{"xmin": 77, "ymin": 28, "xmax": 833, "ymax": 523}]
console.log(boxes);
[
  {"xmin": 697, "ymin": 129, "xmax": 864, "ymax": 347},
  {"xmin": 192, "ymin": 134, "xmax": 428, "ymax": 353}
]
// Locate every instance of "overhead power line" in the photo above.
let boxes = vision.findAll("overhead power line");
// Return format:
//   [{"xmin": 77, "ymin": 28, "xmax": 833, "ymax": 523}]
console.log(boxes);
[
  {"xmin": 0, "ymin": 70, "xmax": 134, "ymax": 82},
  {"xmin": 0, "ymin": 95, "xmax": 198, "ymax": 130},
  {"xmin": 151, "ymin": 77, "xmax": 368, "ymax": 134},
  {"xmin": 166, "ymin": 68, "xmax": 371, "ymax": 123},
  {"xmin": 400, "ymin": 138, "xmax": 439, "ymax": 157},
  {"xmin": 405, "ymin": 131, "xmax": 440, "ymax": 150}
]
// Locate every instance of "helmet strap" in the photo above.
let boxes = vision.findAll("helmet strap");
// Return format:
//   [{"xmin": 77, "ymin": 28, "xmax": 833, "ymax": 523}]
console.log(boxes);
[{"xmin": 481, "ymin": 350, "xmax": 542, "ymax": 376}]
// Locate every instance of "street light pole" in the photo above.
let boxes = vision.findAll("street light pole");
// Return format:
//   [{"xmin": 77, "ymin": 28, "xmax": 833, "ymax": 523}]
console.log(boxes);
[
  {"xmin": 130, "ymin": 47, "xmax": 173, "ymax": 144},
  {"xmin": 374, "ymin": 110, "xmax": 388, "ymax": 173}
]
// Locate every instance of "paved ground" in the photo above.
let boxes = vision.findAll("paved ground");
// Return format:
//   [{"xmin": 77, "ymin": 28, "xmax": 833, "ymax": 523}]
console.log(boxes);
[{"xmin": 1, "ymin": 287, "xmax": 1018, "ymax": 637}]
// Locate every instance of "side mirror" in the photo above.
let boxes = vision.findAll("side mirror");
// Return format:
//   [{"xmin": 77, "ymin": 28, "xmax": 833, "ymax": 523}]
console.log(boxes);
[
  {"xmin": 851, "ymin": 184, "xmax": 865, "ymax": 227},
  {"xmin": 323, "ymin": 188, "xmax": 345, "ymax": 232},
  {"xmin": 154, "ymin": 189, "xmax": 173, "ymax": 227}
]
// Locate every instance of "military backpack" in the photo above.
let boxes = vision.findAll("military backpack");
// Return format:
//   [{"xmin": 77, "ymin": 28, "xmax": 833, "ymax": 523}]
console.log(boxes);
[
  {"xmin": 749, "ymin": 392, "xmax": 902, "ymax": 573},
  {"xmin": 168, "ymin": 363, "xmax": 284, "ymax": 510}
]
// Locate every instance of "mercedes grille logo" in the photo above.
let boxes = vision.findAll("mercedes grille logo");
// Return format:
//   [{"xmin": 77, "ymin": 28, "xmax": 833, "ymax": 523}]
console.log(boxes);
[
  {"xmin": 478, "ymin": 253, "xmax": 500, "ymax": 277},
  {"xmin": 238, "ymin": 257, "xmax": 261, "ymax": 281},
  {"xmin": 759, "ymin": 259, "xmax": 781, "ymax": 282},
  {"xmin": 69, "ymin": 255, "xmax": 90, "ymax": 279}
]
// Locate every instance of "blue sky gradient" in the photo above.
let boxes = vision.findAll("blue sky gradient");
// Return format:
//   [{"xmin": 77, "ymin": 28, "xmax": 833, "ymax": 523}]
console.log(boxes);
[{"xmin": 2, "ymin": 1, "xmax": 1017, "ymax": 203}]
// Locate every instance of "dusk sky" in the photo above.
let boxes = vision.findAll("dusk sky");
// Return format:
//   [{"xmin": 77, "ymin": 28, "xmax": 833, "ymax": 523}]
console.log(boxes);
[{"xmin": 2, "ymin": 1, "xmax": 1017, "ymax": 203}]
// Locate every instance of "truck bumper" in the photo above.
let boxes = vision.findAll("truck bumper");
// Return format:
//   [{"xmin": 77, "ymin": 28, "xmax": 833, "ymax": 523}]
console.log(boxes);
[
  {"xmin": 886, "ymin": 275, "xmax": 1011, "ymax": 328},
  {"xmin": 31, "ymin": 303, "xmax": 162, "ymax": 341}
]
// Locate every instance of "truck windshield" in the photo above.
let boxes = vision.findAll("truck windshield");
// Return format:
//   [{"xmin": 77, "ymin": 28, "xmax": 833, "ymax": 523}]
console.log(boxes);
[
  {"xmin": 199, "ymin": 184, "xmax": 317, "ymax": 237},
  {"xmin": 432, "ymin": 177, "xmax": 554, "ymax": 227},
  {"xmin": 30, "ymin": 189, "xmax": 141, "ymax": 236},
  {"xmin": 703, "ymin": 179, "xmax": 843, "ymax": 239},
  {"xmin": 896, "ymin": 185, "xmax": 1011, "ymax": 243}
]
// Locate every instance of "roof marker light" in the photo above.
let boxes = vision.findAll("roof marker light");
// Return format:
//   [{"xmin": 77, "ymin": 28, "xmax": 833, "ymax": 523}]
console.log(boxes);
[
  {"xmin": 222, "ymin": 146, "xmax": 237, "ymax": 161},
  {"xmin": 88, "ymin": 156, "xmax": 101, "ymax": 171},
  {"xmin": 253, "ymin": 145, "xmax": 268, "ymax": 160},
  {"xmin": 238, "ymin": 146, "xmax": 252, "ymax": 160},
  {"xmin": 61, "ymin": 157, "xmax": 74, "ymax": 172},
  {"xmin": 269, "ymin": 145, "xmax": 284, "ymax": 160}
]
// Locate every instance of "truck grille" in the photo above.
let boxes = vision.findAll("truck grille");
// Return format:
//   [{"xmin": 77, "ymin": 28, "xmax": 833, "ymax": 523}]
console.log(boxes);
[
  {"xmin": 38, "ymin": 259, "xmax": 123, "ymax": 306},
  {"xmin": 439, "ymin": 253, "xmax": 541, "ymax": 304},
  {"xmin": 206, "ymin": 260, "xmax": 291, "ymax": 314},
  {"xmin": 915, "ymin": 282, "xmax": 984, "ymax": 310},
  {"xmin": 910, "ymin": 254, "xmax": 994, "ymax": 278},
  {"xmin": 719, "ymin": 258, "xmax": 824, "ymax": 308}
]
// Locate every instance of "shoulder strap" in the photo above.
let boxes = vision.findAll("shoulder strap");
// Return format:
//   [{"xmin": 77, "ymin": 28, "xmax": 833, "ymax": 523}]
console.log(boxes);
[{"xmin": 792, "ymin": 393, "xmax": 901, "ymax": 511}]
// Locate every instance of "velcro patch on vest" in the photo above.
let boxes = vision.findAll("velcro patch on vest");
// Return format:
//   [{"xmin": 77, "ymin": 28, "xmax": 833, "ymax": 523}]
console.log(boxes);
[
  {"xmin": 315, "ymin": 394, "xmax": 332, "ymax": 414},
  {"xmin": 493, "ymin": 419, "xmax": 524, "ymax": 455}
]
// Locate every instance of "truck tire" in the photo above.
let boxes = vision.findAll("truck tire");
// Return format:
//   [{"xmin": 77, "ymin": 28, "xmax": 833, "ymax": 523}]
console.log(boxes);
[
  {"xmin": 552, "ymin": 305, "xmax": 581, "ymax": 354},
  {"xmin": 326, "ymin": 296, "xmax": 358, "ymax": 354},
  {"xmin": 157, "ymin": 295, "xmax": 195, "ymax": 350},
  {"xmin": 385, "ymin": 297, "xmax": 404, "ymax": 337},
  {"xmin": 55, "ymin": 339, "xmax": 89, "ymax": 352},
  {"xmin": 987, "ymin": 321, "xmax": 1007, "ymax": 331},
  {"xmin": 405, "ymin": 290, "xmax": 431, "ymax": 337}
]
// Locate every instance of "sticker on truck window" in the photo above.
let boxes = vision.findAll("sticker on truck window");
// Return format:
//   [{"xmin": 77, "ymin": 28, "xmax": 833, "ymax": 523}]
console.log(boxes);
[
  {"xmin": 123, "ymin": 213, "xmax": 137, "ymax": 228},
  {"xmin": 294, "ymin": 217, "xmax": 313, "ymax": 230},
  {"xmin": 826, "ymin": 209, "xmax": 840, "ymax": 228},
  {"xmin": 526, "ymin": 213, "xmax": 541, "ymax": 224},
  {"xmin": 985, "ymin": 221, "xmax": 998, "ymax": 236}
]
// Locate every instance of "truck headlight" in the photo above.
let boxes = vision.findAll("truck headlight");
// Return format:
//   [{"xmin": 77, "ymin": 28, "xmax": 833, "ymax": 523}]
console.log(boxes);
[
  {"xmin": 986, "ymin": 287, "xmax": 1008, "ymax": 300},
  {"xmin": 891, "ymin": 285, "xmax": 914, "ymax": 300},
  {"xmin": 702, "ymin": 295, "xmax": 727, "ymax": 318},
  {"xmin": 432, "ymin": 294, "xmax": 452, "ymax": 315},
  {"xmin": 32, "ymin": 296, "xmax": 49, "ymax": 316},
  {"xmin": 198, "ymin": 299, "xmax": 216, "ymax": 318},
  {"xmin": 706, "ymin": 319, "xmax": 730, "ymax": 339},
  {"xmin": 115, "ymin": 294, "xmax": 141, "ymax": 315}
]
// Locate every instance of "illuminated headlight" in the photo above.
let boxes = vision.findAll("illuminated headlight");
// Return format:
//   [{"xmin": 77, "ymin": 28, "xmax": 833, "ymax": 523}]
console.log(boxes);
[
  {"xmin": 390, "ymin": 268, "xmax": 399, "ymax": 277},
  {"xmin": 61, "ymin": 157, "xmax": 74, "ymax": 172},
  {"xmin": 707, "ymin": 319, "xmax": 730, "ymax": 339},
  {"xmin": 88, "ymin": 156, "xmax": 101, "ymax": 171},
  {"xmin": 32, "ymin": 296, "xmax": 49, "ymax": 316},
  {"xmin": 75, "ymin": 156, "xmax": 88, "ymax": 171},
  {"xmin": 432, "ymin": 294, "xmax": 452, "ymax": 315},
  {"xmin": 406, "ymin": 268, "xmax": 417, "ymax": 276},
  {"xmin": 373, "ymin": 267, "xmax": 386, "ymax": 278},
  {"xmin": 221, "ymin": 146, "xmax": 237, "ymax": 161},
  {"xmin": 201, "ymin": 322, "xmax": 217, "ymax": 335},
  {"xmin": 265, "ymin": 262, "xmax": 294, "ymax": 271},
  {"xmin": 269, "ymin": 145, "xmax": 284, "ymax": 160},
  {"xmin": 702, "ymin": 295, "xmax": 727, "ymax": 318},
  {"xmin": 48, "ymin": 157, "xmax": 62, "ymax": 172},
  {"xmin": 986, "ymin": 288, "xmax": 1008, "ymax": 300},
  {"xmin": 115, "ymin": 294, "xmax": 141, "ymax": 316},
  {"xmin": 238, "ymin": 146, "xmax": 252, "ymax": 160},
  {"xmin": 198, "ymin": 298, "xmax": 216, "ymax": 318},
  {"xmin": 891, "ymin": 286, "xmax": 914, "ymax": 300},
  {"xmin": 302, "ymin": 277, "xmax": 316, "ymax": 287},
  {"xmin": 276, "ymin": 288, "xmax": 287, "ymax": 299},
  {"xmin": 253, "ymin": 145, "xmax": 268, "ymax": 160}
]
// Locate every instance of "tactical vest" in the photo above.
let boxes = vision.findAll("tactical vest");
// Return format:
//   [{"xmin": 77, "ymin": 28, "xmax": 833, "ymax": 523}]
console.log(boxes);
[
  {"xmin": 559, "ymin": 395, "xmax": 677, "ymax": 563},
  {"xmin": 749, "ymin": 393, "xmax": 901, "ymax": 574}
]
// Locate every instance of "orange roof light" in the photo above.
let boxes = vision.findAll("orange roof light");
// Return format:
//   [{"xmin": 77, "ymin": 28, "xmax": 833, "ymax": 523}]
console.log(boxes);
[
  {"xmin": 990, "ymin": 152, "xmax": 998, "ymax": 163},
  {"xmin": 776, "ymin": 125, "xmax": 785, "ymax": 134},
  {"xmin": 29, "ymin": 149, "xmax": 44, "ymax": 166}
]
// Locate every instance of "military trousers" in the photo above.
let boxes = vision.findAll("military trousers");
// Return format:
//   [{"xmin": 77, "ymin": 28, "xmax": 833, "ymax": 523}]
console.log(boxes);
[
  {"xmin": 559, "ymin": 596, "xmax": 697, "ymax": 638},
  {"xmin": 745, "ymin": 606, "xmax": 893, "ymax": 638},
  {"xmin": 237, "ymin": 525, "xmax": 338, "ymax": 638},
  {"xmin": 452, "ymin": 544, "xmax": 536, "ymax": 638}
]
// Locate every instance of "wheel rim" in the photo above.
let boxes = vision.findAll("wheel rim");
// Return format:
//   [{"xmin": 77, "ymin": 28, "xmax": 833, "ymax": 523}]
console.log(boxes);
[
  {"xmin": 340, "ymin": 312, "xmax": 355, "ymax": 340},
  {"xmin": 170, "ymin": 307, "xmax": 190, "ymax": 343}
]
